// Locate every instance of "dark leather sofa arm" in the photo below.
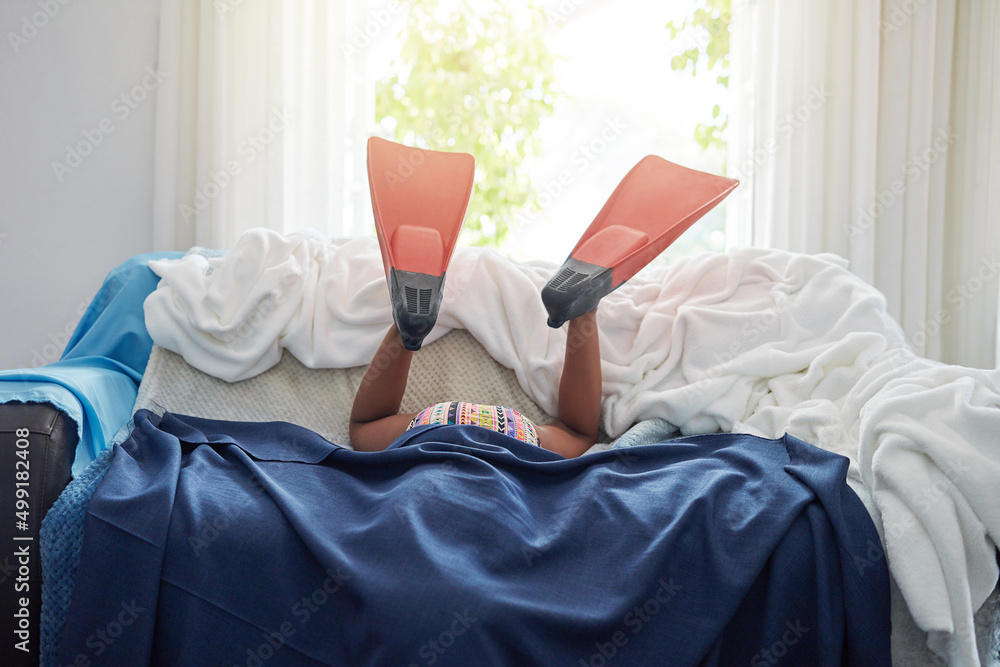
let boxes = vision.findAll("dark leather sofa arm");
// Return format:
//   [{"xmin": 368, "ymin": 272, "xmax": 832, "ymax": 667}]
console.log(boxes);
[{"xmin": 0, "ymin": 402, "xmax": 78, "ymax": 665}]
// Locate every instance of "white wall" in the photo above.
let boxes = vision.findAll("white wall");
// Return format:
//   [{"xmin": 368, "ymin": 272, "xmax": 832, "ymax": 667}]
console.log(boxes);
[{"xmin": 0, "ymin": 0, "xmax": 160, "ymax": 369}]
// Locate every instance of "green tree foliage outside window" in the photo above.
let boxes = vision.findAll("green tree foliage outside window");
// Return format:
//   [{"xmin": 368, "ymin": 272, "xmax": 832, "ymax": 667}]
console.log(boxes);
[
  {"xmin": 666, "ymin": 0, "xmax": 730, "ymax": 152},
  {"xmin": 375, "ymin": 0, "xmax": 558, "ymax": 248}
]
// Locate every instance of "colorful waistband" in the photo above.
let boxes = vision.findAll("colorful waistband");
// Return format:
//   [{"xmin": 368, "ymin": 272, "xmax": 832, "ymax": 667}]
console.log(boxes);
[{"xmin": 407, "ymin": 402, "xmax": 540, "ymax": 446}]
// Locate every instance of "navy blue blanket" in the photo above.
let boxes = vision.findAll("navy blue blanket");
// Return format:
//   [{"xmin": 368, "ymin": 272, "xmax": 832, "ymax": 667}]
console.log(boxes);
[{"xmin": 56, "ymin": 411, "xmax": 890, "ymax": 666}]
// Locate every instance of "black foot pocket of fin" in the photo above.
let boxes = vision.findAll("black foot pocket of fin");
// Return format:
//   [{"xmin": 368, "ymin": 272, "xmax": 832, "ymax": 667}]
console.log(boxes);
[
  {"xmin": 541, "ymin": 257, "xmax": 613, "ymax": 328},
  {"xmin": 390, "ymin": 268, "xmax": 446, "ymax": 350}
]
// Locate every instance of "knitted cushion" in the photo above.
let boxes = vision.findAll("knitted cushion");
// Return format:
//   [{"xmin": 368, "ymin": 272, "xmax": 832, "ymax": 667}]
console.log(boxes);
[{"xmin": 133, "ymin": 329, "xmax": 557, "ymax": 448}]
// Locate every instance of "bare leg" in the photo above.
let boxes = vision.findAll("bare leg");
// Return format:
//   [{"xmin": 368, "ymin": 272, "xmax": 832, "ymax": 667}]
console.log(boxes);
[
  {"xmin": 349, "ymin": 325, "xmax": 421, "ymax": 451},
  {"xmin": 352, "ymin": 311, "xmax": 602, "ymax": 456},
  {"xmin": 536, "ymin": 308, "xmax": 602, "ymax": 458}
]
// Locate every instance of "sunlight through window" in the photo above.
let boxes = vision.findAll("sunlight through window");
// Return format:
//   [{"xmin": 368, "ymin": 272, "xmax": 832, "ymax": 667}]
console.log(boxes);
[{"xmin": 368, "ymin": 0, "xmax": 733, "ymax": 267}]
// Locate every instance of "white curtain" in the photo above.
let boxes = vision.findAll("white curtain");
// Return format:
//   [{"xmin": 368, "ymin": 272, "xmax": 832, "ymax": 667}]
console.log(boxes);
[
  {"xmin": 729, "ymin": 0, "xmax": 1000, "ymax": 369},
  {"xmin": 152, "ymin": 0, "xmax": 373, "ymax": 252}
]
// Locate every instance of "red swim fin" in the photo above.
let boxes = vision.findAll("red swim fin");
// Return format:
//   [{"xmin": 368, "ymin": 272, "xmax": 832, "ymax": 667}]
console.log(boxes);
[
  {"xmin": 542, "ymin": 155, "xmax": 739, "ymax": 327},
  {"xmin": 367, "ymin": 137, "xmax": 475, "ymax": 350}
]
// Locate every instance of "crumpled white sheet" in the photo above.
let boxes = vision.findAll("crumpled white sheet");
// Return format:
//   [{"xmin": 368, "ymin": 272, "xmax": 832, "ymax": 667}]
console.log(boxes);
[{"xmin": 144, "ymin": 228, "xmax": 1000, "ymax": 665}]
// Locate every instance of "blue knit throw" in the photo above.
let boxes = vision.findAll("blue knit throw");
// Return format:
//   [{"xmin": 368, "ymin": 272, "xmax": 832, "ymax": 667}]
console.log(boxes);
[{"xmin": 39, "ymin": 447, "xmax": 114, "ymax": 666}]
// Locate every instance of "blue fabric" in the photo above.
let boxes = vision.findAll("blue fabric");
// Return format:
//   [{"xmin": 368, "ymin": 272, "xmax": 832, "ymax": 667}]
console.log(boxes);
[
  {"xmin": 609, "ymin": 417, "xmax": 679, "ymax": 448},
  {"xmin": 57, "ymin": 412, "xmax": 891, "ymax": 666},
  {"xmin": 0, "ymin": 251, "xmax": 181, "ymax": 474},
  {"xmin": 59, "ymin": 252, "xmax": 183, "ymax": 377},
  {"xmin": 38, "ymin": 447, "xmax": 115, "ymax": 667}
]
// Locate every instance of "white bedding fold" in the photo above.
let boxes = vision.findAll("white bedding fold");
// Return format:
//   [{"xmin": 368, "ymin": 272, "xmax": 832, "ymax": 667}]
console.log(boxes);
[{"xmin": 144, "ymin": 228, "xmax": 1000, "ymax": 665}]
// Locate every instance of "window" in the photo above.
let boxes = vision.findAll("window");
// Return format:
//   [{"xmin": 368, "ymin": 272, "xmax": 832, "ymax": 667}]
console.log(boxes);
[{"xmin": 366, "ymin": 0, "xmax": 734, "ymax": 265}]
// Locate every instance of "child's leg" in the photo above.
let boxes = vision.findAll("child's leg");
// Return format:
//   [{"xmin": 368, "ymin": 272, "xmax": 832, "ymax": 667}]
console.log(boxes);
[
  {"xmin": 536, "ymin": 309, "xmax": 602, "ymax": 458},
  {"xmin": 349, "ymin": 325, "xmax": 421, "ymax": 451},
  {"xmin": 559, "ymin": 309, "xmax": 602, "ymax": 440}
]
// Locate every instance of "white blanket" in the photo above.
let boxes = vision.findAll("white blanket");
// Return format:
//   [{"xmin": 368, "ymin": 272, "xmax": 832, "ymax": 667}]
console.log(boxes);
[{"xmin": 145, "ymin": 228, "xmax": 1000, "ymax": 665}]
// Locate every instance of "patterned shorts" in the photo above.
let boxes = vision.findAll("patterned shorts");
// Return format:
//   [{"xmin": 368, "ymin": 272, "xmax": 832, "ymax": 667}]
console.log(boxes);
[{"xmin": 407, "ymin": 401, "xmax": 540, "ymax": 446}]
